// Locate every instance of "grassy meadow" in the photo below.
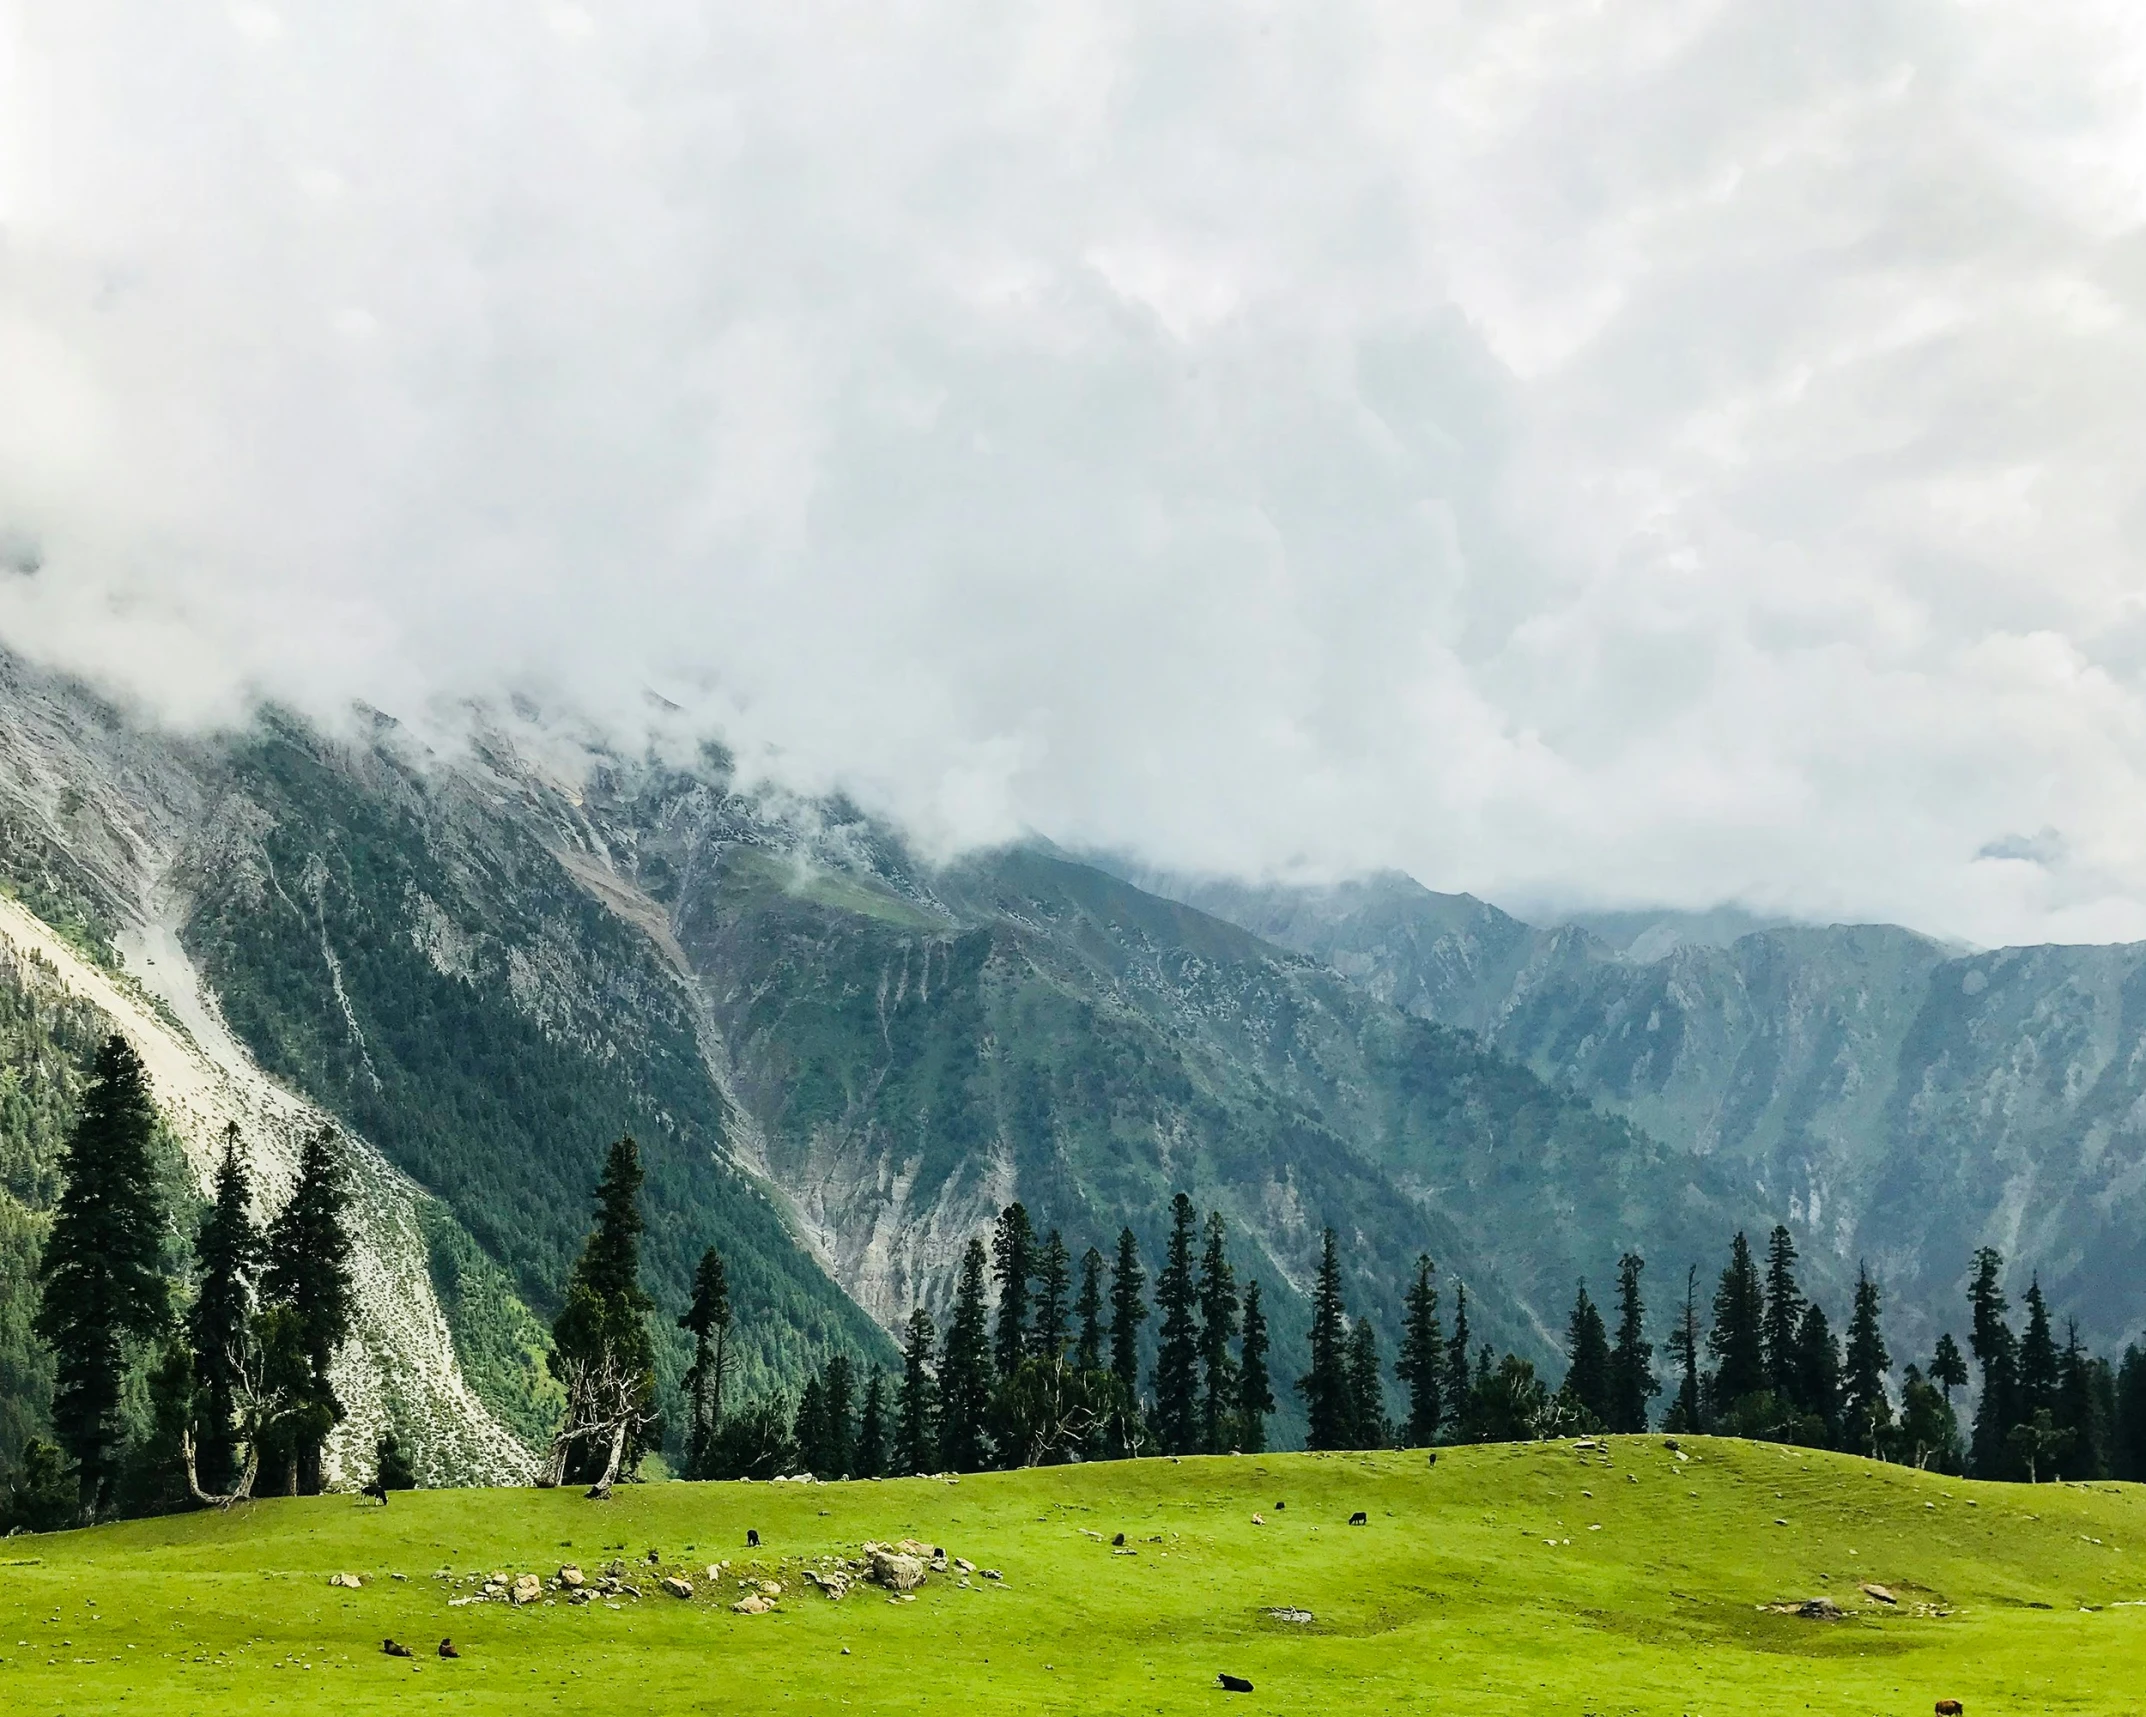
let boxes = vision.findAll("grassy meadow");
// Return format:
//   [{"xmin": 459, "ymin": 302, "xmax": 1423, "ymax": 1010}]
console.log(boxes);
[{"xmin": 1, "ymin": 1436, "xmax": 2142, "ymax": 1715}]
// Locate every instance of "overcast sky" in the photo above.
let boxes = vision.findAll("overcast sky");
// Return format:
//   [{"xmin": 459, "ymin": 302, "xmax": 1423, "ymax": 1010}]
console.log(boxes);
[{"xmin": 7, "ymin": 2, "xmax": 2146, "ymax": 946}]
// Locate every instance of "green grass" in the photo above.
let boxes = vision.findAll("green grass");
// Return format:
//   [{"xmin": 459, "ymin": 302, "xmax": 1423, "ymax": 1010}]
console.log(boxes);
[{"xmin": 2, "ymin": 1438, "xmax": 2142, "ymax": 1714}]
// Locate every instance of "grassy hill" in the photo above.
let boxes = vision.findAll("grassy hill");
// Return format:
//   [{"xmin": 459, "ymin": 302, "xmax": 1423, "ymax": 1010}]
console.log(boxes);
[{"xmin": 3, "ymin": 1439, "xmax": 2141, "ymax": 1714}]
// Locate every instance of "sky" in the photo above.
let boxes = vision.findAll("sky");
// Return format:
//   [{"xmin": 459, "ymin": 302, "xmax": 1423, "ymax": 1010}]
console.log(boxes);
[{"xmin": 6, "ymin": 2, "xmax": 2146, "ymax": 948}]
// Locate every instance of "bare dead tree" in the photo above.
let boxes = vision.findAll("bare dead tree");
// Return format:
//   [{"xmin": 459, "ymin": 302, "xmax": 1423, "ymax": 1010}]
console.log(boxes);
[
  {"xmin": 178, "ymin": 1341, "xmax": 288, "ymax": 1511},
  {"xmin": 543, "ymin": 1348, "xmax": 656, "ymax": 1498}
]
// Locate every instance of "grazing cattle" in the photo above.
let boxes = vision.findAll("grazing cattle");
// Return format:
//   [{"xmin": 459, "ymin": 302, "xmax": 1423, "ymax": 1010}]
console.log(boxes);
[
  {"xmin": 1111, "ymin": 1533, "xmax": 1126, "ymax": 1547},
  {"xmin": 746, "ymin": 1528, "xmax": 761, "ymax": 1548},
  {"xmin": 1349, "ymin": 1511, "xmax": 1368, "ymax": 1526},
  {"xmin": 383, "ymin": 1639, "xmax": 413, "ymax": 1658},
  {"xmin": 437, "ymin": 1639, "xmax": 460, "ymax": 1659},
  {"xmin": 360, "ymin": 1481, "xmax": 389, "ymax": 1506},
  {"xmin": 1217, "ymin": 1673, "xmax": 1254, "ymax": 1692},
  {"xmin": 1425, "ymin": 1452, "xmax": 1438, "ymax": 1467},
  {"xmin": 1934, "ymin": 1703, "xmax": 1963, "ymax": 1716}
]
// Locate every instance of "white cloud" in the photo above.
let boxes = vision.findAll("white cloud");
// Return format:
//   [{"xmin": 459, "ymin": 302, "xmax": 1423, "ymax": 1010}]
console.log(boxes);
[{"xmin": 6, "ymin": 0, "xmax": 2146, "ymax": 947}]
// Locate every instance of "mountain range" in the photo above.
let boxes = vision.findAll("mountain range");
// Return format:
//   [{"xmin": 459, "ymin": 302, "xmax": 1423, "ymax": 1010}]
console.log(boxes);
[{"xmin": 2, "ymin": 645, "xmax": 2141, "ymax": 1479}]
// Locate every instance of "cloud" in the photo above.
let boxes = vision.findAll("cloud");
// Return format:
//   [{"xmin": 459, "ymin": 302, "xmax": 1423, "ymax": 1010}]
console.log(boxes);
[{"xmin": 6, "ymin": 0, "xmax": 2146, "ymax": 947}]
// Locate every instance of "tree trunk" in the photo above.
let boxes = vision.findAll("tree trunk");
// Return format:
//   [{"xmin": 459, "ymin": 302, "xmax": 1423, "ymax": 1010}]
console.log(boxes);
[{"xmin": 586, "ymin": 1419, "xmax": 629, "ymax": 1499}]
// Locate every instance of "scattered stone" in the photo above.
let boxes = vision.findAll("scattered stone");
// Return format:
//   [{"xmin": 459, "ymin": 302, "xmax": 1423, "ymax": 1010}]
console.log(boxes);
[
  {"xmin": 1763, "ymin": 1596, "xmax": 1844, "ymax": 1619},
  {"xmin": 705, "ymin": 1564, "xmax": 725, "ymax": 1581},
  {"xmin": 510, "ymin": 1574, "xmax": 542, "ymax": 1606},
  {"xmin": 567, "ymin": 1591, "xmax": 591, "ymax": 1606},
  {"xmin": 1662, "ymin": 1439, "xmax": 1679, "ymax": 1451},
  {"xmin": 1251, "ymin": 1513, "xmax": 1265, "ymax": 1525},
  {"xmin": 758, "ymin": 1581, "xmax": 783, "ymax": 1597},
  {"xmin": 558, "ymin": 1565, "xmax": 585, "ymax": 1589},
  {"xmin": 955, "ymin": 1558, "xmax": 976, "ymax": 1574},
  {"xmin": 660, "ymin": 1577, "xmax": 693, "ymax": 1600},
  {"xmin": 980, "ymin": 1568, "xmax": 1002, "ymax": 1581},
  {"xmin": 732, "ymin": 1594, "xmax": 772, "ymax": 1616},
  {"xmin": 803, "ymin": 1570, "xmax": 851, "ymax": 1600},
  {"xmin": 1860, "ymin": 1583, "xmax": 1898, "ymax": 1605},
  {"xmin": 328, "ymin": 1573, "xmax": 363, "ymax": 1590},
  {"xmin": 1218, "ymin": 1672, "xmax": 1254, "ymax": 1692},
  {"xmin": 489, "ymin": 1570, "xmax": 510, "ymax": 1586},
  {"xmin": 1774, "ymin": 1518, "xmax": 1790, "ymax": 1527},
  {"xmin": 1266, "ymin": 1607, "xmax": 1313, "ymax": 1625}
]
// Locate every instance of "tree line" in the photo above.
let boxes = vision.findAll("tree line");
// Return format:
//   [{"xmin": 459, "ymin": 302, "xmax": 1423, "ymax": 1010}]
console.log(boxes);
[
  {"xmin": 13, "ymin": 1042, "xmax": 2146, "ymax": 1530},
  {"xmin": 3, "ymin": 1037, "xmax": 377, "ymax": 1530}
]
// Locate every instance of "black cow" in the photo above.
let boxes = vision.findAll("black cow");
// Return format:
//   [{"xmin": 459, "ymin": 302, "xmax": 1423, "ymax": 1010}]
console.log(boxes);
[
  {"xmin": 360, "ymin": 1481, "xmax": 389, "ymax": 1506},
  {"xmin": 746, "ymin": 1528, "xmax": 760, "ymax": 1548},
  {"xmin": 437, "ymin": 1639, "xmax": 460, "ymax": 1659},
  {"xmin": 1349, "ymin": 1511, "xmax": 1368, "ymax": 1526},
  {"xmin": 383, "ymin": 1639, "xmax": 413, "ymax": 1658},
  {"xmin": 1218, "ymin": 1673, "xmax": 1254, "ymax": 1692}
]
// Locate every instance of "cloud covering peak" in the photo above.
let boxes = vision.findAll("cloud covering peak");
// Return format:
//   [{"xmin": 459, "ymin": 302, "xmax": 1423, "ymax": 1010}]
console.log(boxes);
[{"xmin": 7, "ymin": 0, "xmax": 2146, "ymax": 946}]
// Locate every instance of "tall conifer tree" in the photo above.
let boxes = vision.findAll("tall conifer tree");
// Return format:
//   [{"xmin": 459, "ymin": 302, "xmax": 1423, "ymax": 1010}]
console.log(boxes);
[
  {"xmin": 1842, "ymin": 1266, "xmax": 1893, "ymax": 1458},
  {"xmin": 1562, "ymin": 1282, "xmax": 1611, "ymax": 1425},
  {"xmin": 35, "ymin": 1035, "xmax": 170, "ymax": 1519},
  {"xmin": 1966, "ymin": 1247, "xmax": 2019, "ymax": 1478},
  {"xmin": 1108, "ymin": 1228, "xmax": 1148, "ymax": 1403},
  {"xmin": 677, "ymin": 1246, "xmax": 732, "ymax": 1480},
  {"xmin": 1238, "ymin": 1279, "xmax": 1274, "ymax": 1455},
  {"xmin": 855, "ymin": 1373, "xmax": 889, "ymax": 1480},
  {"xmin": 1708, "ymin": 1232, "xmax": 1766, "ymax": 1413},
  {"xmin": 261, "ymin": 1125, "xmax": 354, "ymax": 1494},
  {"xmin": 188, "ymin": 1123, "xmax": 261, "ymax": 1495},
  {"xmin": 1297, "ymin": 1228, "xmax": 1352, "ymax": 1450},
  {"xmin": 1345, "ymin": 1318, "xmax": 1386, "ymax": 1449},
  {"xmin": 1606, "ymin": 1253, "xmax": 1657, "ymax": 1433},
  {"xmin": 1442, "ymin": 1280, "xmax": 1473, "ymax": 1441},
  {"xmin": 1196, "ymin": 1211, "xmax": 1240, "ymax": 1453},
  {"xmin": 821, "ymin": 1354, "xmax": 856, "ymax": 1479},
  {"xmin": 2018, "ymin": 1278, "xmax": 2059, "ymax": 1418},
  {"xmin": 1794, "ymin": 1301, "xmax": 1842, "ymax": 1444},
  {"xmin": 939, "ymin": 1240, "xmax": 994, "ymax": 1470},
  {"xmin": 1664, "ymin": 1265, "xmax": 1705, "ymax": 1433},
  {"xmin": 1151, "ymin": 1194, "xmax": 1201, "ymax": 1454},
  {"xmin": 1033, "ymin": 1230, "xmax": 1072, "ymax": 1362},
  {"xmin": 895, "ymin": 1307, "xmax": 938, "ymax": 1476},
  {"xmin": 1074, "ymin": 1247, "xmax": 1106, "ymax": 1372},
  {"xmin": 991, "ymin": 1203, "xmax": 1037, "ymax": 1377},
  {"xmin": 1395, "ymin": 1255, "xmax": 1443, "ymax": 1447},
  {"xmin": 1761, "ymin": 1225, "xmax": 1805, "ymax": 1410},
  {"xmin": 548, "ymin": 1136, "xmax": 656, "ymax": 1489}
]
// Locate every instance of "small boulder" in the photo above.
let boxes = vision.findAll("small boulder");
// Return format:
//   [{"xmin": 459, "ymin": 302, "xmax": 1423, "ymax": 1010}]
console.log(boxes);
[
  {"xmin": 328, "ymin": 1573, "xmax": 364, "ymax": 1590},
  {"xmin": 1860, "ymin": 1583, "xmax": 1898, "ymax": 1605},
  {"xmin": 1250, "ymin": 1513, "xmax": 1265, "ymax": 1526},
  {"xmin": 867, "ymin": 1549, "xmax": 927, "ymax": 1594},
  {"xmin": 558, "ymin": 1565, "xmax": 585, "ymax": 1589},
  {"xmin": 660, "ymin": 1576, "xmax": 693, "ymax": 1600},
  {"xmin": 1266, "ymin": 1607, "xmax": 1313, "ymax": 1625},
  {"xmin": 732, "ymin": 1593, "xmax": 772, "ymax": 1615},
  {"xmin": 954, "ymin": 1557, "xmax": 975, "ymax": 1574},
  {"xmin": 1796, "ymin": 1597, "xmax": 1843, "ymax": 1619},
  {"xmin": 509, "ymin": 1574, "xmax": 542, "ymax": 1606}
]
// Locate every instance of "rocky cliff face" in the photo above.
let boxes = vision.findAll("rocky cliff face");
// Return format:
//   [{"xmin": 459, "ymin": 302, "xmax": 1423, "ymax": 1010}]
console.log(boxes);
[{"xmin": 1139, "ymin": 868, "xmax": 2146, "ymax": 1358}]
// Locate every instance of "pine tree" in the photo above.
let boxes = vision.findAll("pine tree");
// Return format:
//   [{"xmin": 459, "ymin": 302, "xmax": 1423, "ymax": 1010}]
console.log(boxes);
[
  {"xmin": 1074, "ymin": 1247, "xmax": 1106, "ymax": 1372},
  {"xmin": 2115, "ymin": 1345, "xmax": 2146, "ymax": 1483},
  {"xmin": 677, "ymin": 1246, "xmax": 732, "ymax": 1481},
  {"xmin": 546, "ymin": 1136, "xmax": 657, "ymax": 1491},
  {"xmin": 1033, "ymin": 1231, "xmax": 1072, "ymax": 1362},
  {"xmin": 1196, "ymin": 1211, "xmax": 1240, "ymax": 1453},
  {"xmin": 1606, "ymin": 1252, "xmax": 1657, "ymax": 1433},
  {"xmin": 1708, "ymin": 1232, "xmax": 1766, "ymax": 1414},
  {"xmin": 2054, "ymin": 1322, "xmax": 2107, "ymax": 1480},
  {"xmin": 1345, "ymin": 1319, "xmax": 1386, "ymax": 1449},
  {"xmin": 1561, "ymin": 1282, "xmax": 1611, "ymax": 1427},
  {"xmin": 2018, "ymin": 1277, "xmax": 2059, "ymax": 1418},
  {"xmin": 1841, "ymin": 1266, "xmax": 1893, "ymax": 1459},
  {"xmin": 1966, "ymin": 1247, "xmax": 2019, "ymax": 1478},
  {"xmin": 1930, "ymin": 1332, "xmax": 1968, "ymax": 1403},
  {"xmin": 895, "ymin": 1307, "xmax": 938, "ymax": 1476},
  {"xmin": 1761, "ymin": 1225, "xmax": 1805, "ymax": 1411},
  {"xmin": 1297, "ymin": 1228, "xmax": 1352, "ymax": 1451},
  {"xmin": 34, "ymin": 1035, "xmax": 170, "ymax": 1520},
  {"xmin": 1394, "ymin": 1255, "xmax": 1443, "ymax": 1447},
  {"xmin": 374, "ymin": 1426, "xmax": 418, "ymax": 1491},
  {"xmin": 1151, "ymin": 1194, "xmax": 1201, "ymax": 1455},
  {"xmin": 1442, "ymin": 1279, "xmax": 1472, "ymax": 1442},
  {"xmin": 939, "ymin": 1239, "xmax": 994, "ymax": 1471},
  {"xmin": 1108, "ymin": 1228, "xmax": 1148, "ymax": 1404},
  {"xmin": 855, "ymin": 1374, "xmax": 889, "ymax": 1480},
  {"xmin": 1793, "ymin": 1301, "xmax": 1841, "ymax": 1446},
  {"xmin": 1664, "ymin": 1265, "xmax": 1705, "ymax": 1433},
  {"xmin": 188, "ymin": 1122, "xmax": 262, "ymax": 1496},
  {"xmin": 262, "ymin": 1127, "xmax": 357, "ymax": 1492},
  {"xmin": 1237, "ymin": 1279, "xmax": 1274, "ymax": 1455},
  {"xmin": 991, "ymin": 1203, "xmax": 1037, "ymax": 1377},
  {"xmin": 792, "ymin": 1376, "xmax": 827, "ymax": 1475},
  {"xmin": 819, "ymin": 1354, "xmax": 853, "ymax": 1479}
]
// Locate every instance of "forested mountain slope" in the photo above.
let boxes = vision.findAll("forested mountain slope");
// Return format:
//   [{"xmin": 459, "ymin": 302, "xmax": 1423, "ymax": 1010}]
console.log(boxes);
[{"xmin": 1133, "ymin": 868, "xmax": 2146, "ymax": 1358}]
